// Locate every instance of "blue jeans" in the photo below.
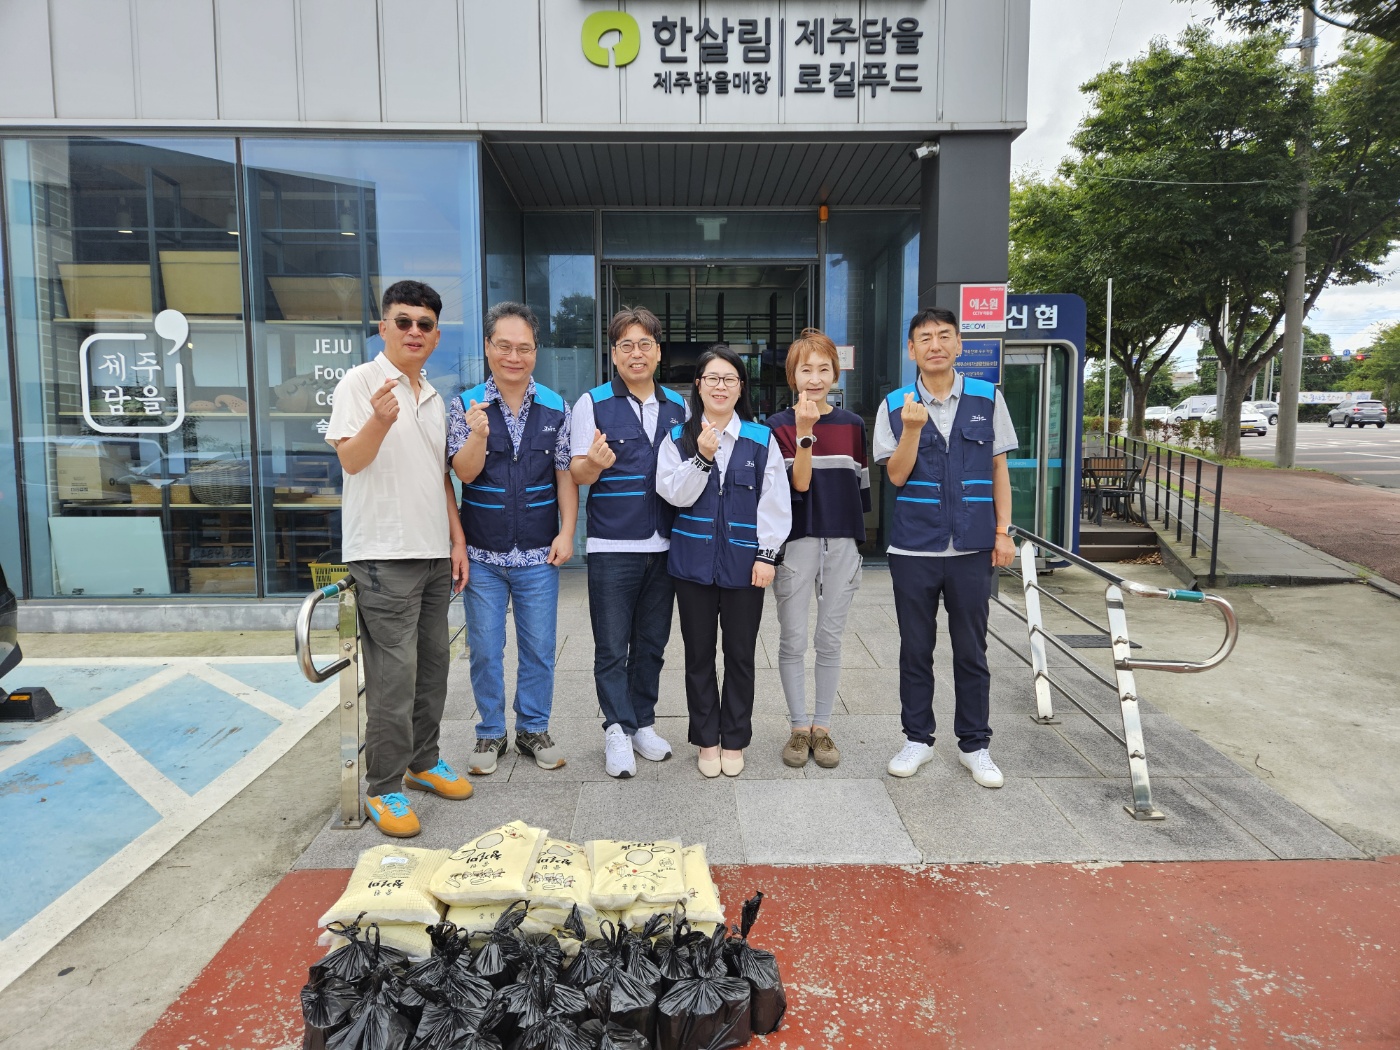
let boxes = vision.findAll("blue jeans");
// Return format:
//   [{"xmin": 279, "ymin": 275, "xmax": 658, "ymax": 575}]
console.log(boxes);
[
  {"xmin": 587, "ymin": 551, "xmax": 675, "ymax": 734},
  {"xmin": 464, "ymin": 561, "xmax": 559, "ymax": 739}
]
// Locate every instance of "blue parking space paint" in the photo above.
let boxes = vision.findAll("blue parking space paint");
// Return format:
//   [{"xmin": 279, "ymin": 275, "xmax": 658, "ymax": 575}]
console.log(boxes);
[
  {"xmin": 215, "ymin": 661, "xmax": 335, "ymax": 710},
  {"xmin": 101, "ymin": 676, "xmax": 280, "ymax": 794},
  {"xmin": 0, "ymin": 666, "xmax": 165, "ymax": 745},
  {"xmin": 0, "ymin": 735, "xmax": 160, "ymax": 939}
]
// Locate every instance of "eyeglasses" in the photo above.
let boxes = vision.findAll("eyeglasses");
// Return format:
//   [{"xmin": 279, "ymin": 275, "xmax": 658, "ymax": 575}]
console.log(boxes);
[
  {"xmin": 489, "ymin": 338, "xmax": 537, "ymax": 357},
  {"xmin": 391, "ymin": 316, "xmax": 437, "ymax": 333},
  {"xmin": 699, "ymin": 373, "xmax": 742, "ymax": 389},
  {"xmin": 615, "ymin": 339, "xmax": 658, "ymax": 353}
]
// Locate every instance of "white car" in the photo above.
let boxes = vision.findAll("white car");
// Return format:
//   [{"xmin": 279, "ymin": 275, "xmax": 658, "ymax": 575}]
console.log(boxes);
[
  {"xmin": 1202, "ymin": 405, "xmax": 1268, "ymax": 436},
  {"xmin": 1144, "ymin": 406, "xmax": 1171, "ymax": 422}
]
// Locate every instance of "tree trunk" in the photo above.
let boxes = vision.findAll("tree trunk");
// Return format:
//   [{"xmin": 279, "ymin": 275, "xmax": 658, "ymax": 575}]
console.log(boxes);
[
  {"xmin": 1218, "ymin": 360, "xmax": 1253, "ymax": 458},
  {"xmin": 1129, "ymin": 375, "xmax": 1150, "ymax": 437}
]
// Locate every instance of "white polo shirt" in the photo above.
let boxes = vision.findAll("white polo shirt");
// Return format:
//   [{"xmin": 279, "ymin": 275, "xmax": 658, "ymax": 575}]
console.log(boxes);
[{"xmin": 326, "ymin": 352, "xmax": 451, "ymax": 562}]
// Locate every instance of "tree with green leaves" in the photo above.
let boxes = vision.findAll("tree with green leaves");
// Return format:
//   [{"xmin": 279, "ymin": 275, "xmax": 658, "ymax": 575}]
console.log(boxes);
[
  {"xmin": 1186, "ymin": 1, "xmax": 1400, "ymax": 43},
  {"xmin": 1062, "ymin": 27, "xmax": 1400, "ymax": 456},
  {"xmin": 1338, "ymin": 321, "xmax": 1400, "ymax": 405},
  {"xmin": 1009, "ymin": 178, "xmax": 1193, "ymax": 437}
]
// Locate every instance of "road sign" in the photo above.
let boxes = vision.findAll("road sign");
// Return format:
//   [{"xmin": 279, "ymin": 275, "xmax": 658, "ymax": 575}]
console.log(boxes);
[
  {"xmin": 959, "ymin": 338, "xmax": 1003, "ymax": 384},
  {"xmin": 960, "ymin": 284, "xmax": 1007, "ymax": 333}
]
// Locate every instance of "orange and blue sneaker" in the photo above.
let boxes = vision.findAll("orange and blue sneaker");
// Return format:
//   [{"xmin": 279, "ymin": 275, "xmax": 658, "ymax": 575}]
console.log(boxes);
[
  {"xmin": 404, "ymin": 759, "xmax": 473, "ymax": 800},
  {"xmin": 365, "ymin": 792, "xmax": 420, "ymax": 838}
]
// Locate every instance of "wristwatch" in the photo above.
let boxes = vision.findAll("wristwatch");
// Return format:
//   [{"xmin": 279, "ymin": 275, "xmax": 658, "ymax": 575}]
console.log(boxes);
[{"xmin": 796, "ymin": 434, "xmax": 816, "ymax": 449}]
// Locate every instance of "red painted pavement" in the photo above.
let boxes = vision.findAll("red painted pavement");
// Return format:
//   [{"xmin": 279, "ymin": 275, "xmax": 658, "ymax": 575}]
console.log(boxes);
[
  {"xmin": 1222, "ymin": 466, "xmax": 1400, "ymax": 584},
  {"xmin": 140, "ymin": 859, "xmax": 1400, "ymax": 1050}
]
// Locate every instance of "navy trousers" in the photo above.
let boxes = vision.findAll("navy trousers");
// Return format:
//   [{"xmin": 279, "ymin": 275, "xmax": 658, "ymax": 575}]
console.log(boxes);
[
  {"xmin": 889, "ymin": 551, "xmax": 994, "ymax": 753},
  {"xmin": 587, "ymin": 551, "xmax": 675, "ymax": 734}
]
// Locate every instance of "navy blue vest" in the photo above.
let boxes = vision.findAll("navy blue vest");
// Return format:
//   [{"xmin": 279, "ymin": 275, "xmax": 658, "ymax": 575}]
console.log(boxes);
[
  {"xmin": 457, "ymin": 382, "xmax": 566, "ymax": 553},
  {"xmin": 885, "ymin": 377, "xmax": 998, "ymax": 553},
  {"xmin": 666, "ymin": 421, "xmax": 772, "ymax": 589},
  {"xmin": 585, "ymin": 379, "xmax": 688, "ymax": 541}
]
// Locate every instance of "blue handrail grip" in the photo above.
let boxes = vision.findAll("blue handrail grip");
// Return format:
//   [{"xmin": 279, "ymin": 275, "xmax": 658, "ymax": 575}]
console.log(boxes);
[{"xmin": 1167, "ymin": 589, "xmax": 1205, "ymax": 603}]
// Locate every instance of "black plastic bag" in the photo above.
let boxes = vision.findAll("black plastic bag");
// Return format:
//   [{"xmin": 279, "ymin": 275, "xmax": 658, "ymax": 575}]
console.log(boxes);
[
  {"xmin": 584, "ymin": 963, "xmax": 657, "ymax": 1046},
  {"xmin": 655, "ymin": 929, "xmax": 751, "ymax": 1050},
  {"xmin": 313, "ymin": 918, "xmax": 410, "ymax": 987},
  {"xmin": 654, "ymin": 905, "xmax": 708, "ymax": 989},
  {"xmin": 562, "ymin": 917, "xmax": 613, "ymax": 990},
  {"xmin": 509, "ymin": 1015, "xmax": 592, "ymax": 1050},
  {"xmin": 724, "ymin": 892, "xmax": 786, "ymax": 1036},
  {"xmin": 400, "ymin": 922, "xmax": 493, "ymax": 1011},
  {"xmin": 411, "ymin": 996, "xmax": 492, "ymax": 1050},
  {"xmin": 498, "ymin": 965, "xmax": 591, "ymax": 1029},
  {"xmin": 577, "ymin": 1018, "xmax": 650, "ymax": 1050},
  {"xmin": 301, "ymin": 975, "xmax": 359, "ymax": 1050},
  {"xmin": 618, "ymin": 914, "xmax": 666, "ymax": 991},
  {"xmin": 472, "ymin": 901, "xmax": 529, "ymax": 989},
  {"xmin": 517, "ymin": 931, "xmax": 565, "ymax": 977},
  {"xmin": 327, "ymin": 969, "xmax": 413, "ymax": 1050},
  {"xmin": 443, "ymin": 999, "xmax": 507, "ymax": 1050}
]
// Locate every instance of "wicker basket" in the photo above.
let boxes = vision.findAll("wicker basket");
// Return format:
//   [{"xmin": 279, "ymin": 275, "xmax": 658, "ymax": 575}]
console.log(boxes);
[
  {"xmin": 185, "ymin": 459, "xmax": 252, "ymax": 505},
  {"xmin": 309, "ymin": 550, "xmax": 350, "ymax": 590}
]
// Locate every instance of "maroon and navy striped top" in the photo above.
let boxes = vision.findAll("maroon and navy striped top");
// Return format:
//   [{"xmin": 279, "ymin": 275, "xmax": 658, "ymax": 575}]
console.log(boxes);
[{"xmin": 768, "ymin": 406, "xmax": 872, "ymax": 543}]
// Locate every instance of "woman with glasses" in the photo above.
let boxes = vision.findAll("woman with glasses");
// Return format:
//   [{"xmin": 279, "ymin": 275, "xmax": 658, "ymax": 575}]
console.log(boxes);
[{"xmin": 656, "ymin": 345, "xmax": 791, "ymax": 777}]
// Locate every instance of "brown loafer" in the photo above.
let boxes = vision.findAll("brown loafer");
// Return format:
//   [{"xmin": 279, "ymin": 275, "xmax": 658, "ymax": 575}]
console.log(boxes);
[
  {"xmin": 782, "ymin": 730, "xmax": 812, "ymax": 768},
  {"xmin": 811, "ymin": 728, "xmax": 841, "ymax": 769}
]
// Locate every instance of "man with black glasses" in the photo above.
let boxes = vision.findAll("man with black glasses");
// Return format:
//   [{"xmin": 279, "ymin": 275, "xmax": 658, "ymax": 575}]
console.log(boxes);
[
  {"xmin": 450, "ymin": 302, "xmax": 578, "ymax": 776},
  {"xmin": 327, "ymin": 281, "xmax": 471, "ymax": 839},
  {"xmin": 570, "ymin": 307, "xmax": 688, "ymax": 778}
]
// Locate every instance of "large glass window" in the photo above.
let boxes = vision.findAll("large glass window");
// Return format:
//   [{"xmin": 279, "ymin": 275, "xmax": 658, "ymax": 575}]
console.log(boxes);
[
  {"xmin": 242, "ymin": 139, "xmax": 483, "ymax": 594},
  {"xmin": 5, "ymin": 137, "xmax": 252, "ymax": 598},
  {"xmin": 525, "ymin": 212, "xmax": 596, "ymax": 405},
  {"xmin": 0, "ymin": 194, "xmax": 19, "ymax": 590},
  {"xmin": 823, "ymin": 211, "xmax": 920, "ymax": 554},
  {"xmin": 483, "ymin": 153, "xmax": 523, "ymax": 308}
]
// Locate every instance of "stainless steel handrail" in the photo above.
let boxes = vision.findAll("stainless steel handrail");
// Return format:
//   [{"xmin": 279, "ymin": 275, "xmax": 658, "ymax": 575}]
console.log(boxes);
[
  {"xmin": 999, "ymin": 525, "xmax": 1240, "ymax": 821},
  {"xmin": 293, "ymin": 575, "xmax": 364, "ymax": 830}
]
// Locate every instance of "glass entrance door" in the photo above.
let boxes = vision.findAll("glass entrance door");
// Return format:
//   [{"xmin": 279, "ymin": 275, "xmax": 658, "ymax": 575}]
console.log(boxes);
[
  {"xmin": 1001, "ymin": 343, "xmax": 1073, "ymax": 547},
  {"xmin": 603, "ymin": 263, "xmax": 813, "ymax": 418}
]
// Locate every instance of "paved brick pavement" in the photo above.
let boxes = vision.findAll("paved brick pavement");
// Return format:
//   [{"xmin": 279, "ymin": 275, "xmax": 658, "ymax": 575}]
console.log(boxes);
[{"xmin": 1221, "ymin": 466, "xmax": 1400, "ymax": 583}]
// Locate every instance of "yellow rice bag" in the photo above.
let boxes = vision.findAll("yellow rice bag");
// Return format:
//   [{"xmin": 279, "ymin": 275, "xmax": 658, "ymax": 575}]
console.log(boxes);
[
  {"xmin": 583, "ymin": 909, "xmax": 626, "ymax": 940},
  {"xmin": 320, "ymin": 922, "xmax": 433, "ymax": 960},
  {"xmin": 586, "ymin": 839, "xmax": 685, "ymax": 909},
  {"xmin": 680, "ymin": 844, "xmax": 725, "ymax": 924},
  {"xmin": 525, "ymin": 838, "xmax": 596, "ymax": 918},
  {"xmin": 318, "ymin": 846, "xmax": 449, "ymax": 927},
  {"xmin": 445, "ymin": 901, "xmax": 514, "ymax": 936},
  {"xmin": 430, "ymin": 821, "xmax": 548, "ymax": 905}
]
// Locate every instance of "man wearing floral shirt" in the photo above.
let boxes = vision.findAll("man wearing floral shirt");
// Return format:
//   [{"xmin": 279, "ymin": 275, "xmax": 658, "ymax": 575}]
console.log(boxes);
[{"xmin": 449, "ymin": 302, "xmax": 577, "ymax": 774}]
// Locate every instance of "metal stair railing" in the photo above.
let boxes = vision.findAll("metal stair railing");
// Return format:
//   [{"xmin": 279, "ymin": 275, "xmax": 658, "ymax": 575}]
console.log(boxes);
[
  {"xmin": 990, "ymin": 525, "xmax": 1239, "ymax": 821},
  {"xmin": 295, "ymin": 576, "xmax": 365, "ymax": 829}
]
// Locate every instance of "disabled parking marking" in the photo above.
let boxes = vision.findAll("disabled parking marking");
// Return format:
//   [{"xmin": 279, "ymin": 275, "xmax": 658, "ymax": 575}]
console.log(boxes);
[{"xmin": 0, "ymin": 656, "xmax": 336, "ymax": 994}]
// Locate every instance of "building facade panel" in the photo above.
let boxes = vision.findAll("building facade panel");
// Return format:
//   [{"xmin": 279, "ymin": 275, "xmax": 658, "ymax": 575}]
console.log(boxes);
[
  {"xmin": 940, "ymin": 0, "xmax": 1008, "ymax": 126},
  {"xmin": 0, "ymin": 0, "xmax": 57, "ymax": 120},
  {"xmin": 214, "ymin": 0, "xmax": 303, "ymax": 121},
  {"xmin": 381, "ymin": 0, "xmax": 464, "ymax": 124},
  {"xmin": 461, "ymin": 0, "xmax": 544, "ymax": 124},
  {"xmin": 299, "ymin": 0, "xmax": 385, "ymax": 123},
  {"xmin": 49, "ymin": 0, "xmax": 138, "ymax": 120},
  {"xmin": 134, "ymin": 0, "xmax": 220, "ymax": 121}
]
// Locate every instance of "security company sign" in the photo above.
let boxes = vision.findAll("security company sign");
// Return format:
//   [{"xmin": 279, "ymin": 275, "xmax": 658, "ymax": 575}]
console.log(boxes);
[{"xmin": 960, "ymin": 285, "xmax": 1007, "ymax": 333}]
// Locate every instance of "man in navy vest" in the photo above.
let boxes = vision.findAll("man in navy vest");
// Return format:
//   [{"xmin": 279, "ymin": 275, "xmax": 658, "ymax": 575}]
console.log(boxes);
[
  {"xmin": 569, "ymin": 306, "xmax": 688, "ymax": 778},
  {"xmin": 449, "ymin": 302, "xmax": 578, "ymax": 775},
  {"xmin": 874, "ymin": 307, "xmax": 1018, "ymax": 787}
]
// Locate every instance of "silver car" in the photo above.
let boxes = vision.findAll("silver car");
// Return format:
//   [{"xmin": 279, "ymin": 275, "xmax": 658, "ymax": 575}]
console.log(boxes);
[
  {"xmin": 1327, "ymin": 400, "xmax": 1387, "ymax": 428},
  {"xmin": 1252, "ymin": 400, "xmax": 1279, "ymax": 425}
]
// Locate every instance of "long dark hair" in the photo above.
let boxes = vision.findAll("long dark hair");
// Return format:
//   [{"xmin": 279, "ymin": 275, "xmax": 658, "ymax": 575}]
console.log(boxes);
[{"xmin": 678, "ymin": 344, "xmax": 755, "ymax": 458}]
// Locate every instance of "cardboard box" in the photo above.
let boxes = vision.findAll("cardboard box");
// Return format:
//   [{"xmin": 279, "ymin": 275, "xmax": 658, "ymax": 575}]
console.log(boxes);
[
  {"xmin": 55, "ymin": 446, "xmax": 131, "ymax": 500},
  {"xmin": 187, "ymin": 566, "xmax": 256, "ymax": 594}
]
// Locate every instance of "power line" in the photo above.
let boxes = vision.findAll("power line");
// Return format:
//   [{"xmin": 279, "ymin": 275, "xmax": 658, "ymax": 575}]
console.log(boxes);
[
  {"xmin": 1078, "ymin": 173, "xmax": 1277, "ymax": 186},
  {"xmin": 1100, "ymin": 0, "xmax": 1128, "ymax": 71}
]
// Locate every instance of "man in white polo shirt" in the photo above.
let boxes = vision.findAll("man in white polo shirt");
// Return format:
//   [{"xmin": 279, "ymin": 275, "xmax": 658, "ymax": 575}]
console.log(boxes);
[{"xmin": 326, "ymin": 281, "xmax": 471, "ymax": 838}]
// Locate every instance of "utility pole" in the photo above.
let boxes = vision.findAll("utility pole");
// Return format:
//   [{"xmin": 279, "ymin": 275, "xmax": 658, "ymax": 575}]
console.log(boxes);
[
  {"xmin": 1276, "ymin": 5, "xmax": 1317, "ymax": 468},
  {"xmin": 1104, "ymin": 277, "xmax": 1113, "ymax": 433}
]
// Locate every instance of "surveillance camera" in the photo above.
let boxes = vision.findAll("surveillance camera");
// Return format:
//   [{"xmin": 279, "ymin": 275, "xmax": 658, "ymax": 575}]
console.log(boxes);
[{"xmin": 909, "ymin": 141, "xmax": 939, "ymax": 162}]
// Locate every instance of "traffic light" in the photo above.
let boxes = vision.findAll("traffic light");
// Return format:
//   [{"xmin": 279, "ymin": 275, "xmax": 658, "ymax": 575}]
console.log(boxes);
[
  {"xmin": 1355, "ymin": 353, "xmax": 1366, "ymax": 362},
  {"xmin": 1320, "ymin": 355, "xmax": 1332, "ymax": 363}
]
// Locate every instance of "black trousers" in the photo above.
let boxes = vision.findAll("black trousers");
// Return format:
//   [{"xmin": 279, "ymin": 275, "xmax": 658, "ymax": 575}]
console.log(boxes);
[
  {"xmin": 889, "ymin": 551, "xmax": 993, "ymax": 753},
  {"xmin": 673, "ymin": 577, "xmax": 765, "ymax": 749}
]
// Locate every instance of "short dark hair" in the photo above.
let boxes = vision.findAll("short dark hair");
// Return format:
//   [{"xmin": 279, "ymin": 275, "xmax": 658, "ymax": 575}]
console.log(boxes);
[
  {"xmin": 608, "ymin": 305, "xmax": 662, "ymax": 345},
  {"xmin": 381, "ymin": 280, "xmax": 441, "ymax": 319},
  {"xmin": 485, "ymin": 301, "xmax": 539, "ymax": 343},
  {"xmin": 907, "ymin": 307, "xmax": 958, "ymax": 342}
]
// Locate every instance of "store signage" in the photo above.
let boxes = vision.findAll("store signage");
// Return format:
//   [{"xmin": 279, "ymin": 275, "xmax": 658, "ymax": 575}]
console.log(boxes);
[
  {"xmin": 79, "ymin": 310, "xmax": 190, "ymax": 434},
  {"xmin": 582, "ymin": 11, "xmax": 642, "ymax": 67},
  {"xmin": 587, "ymin": 11, "xmax": 926, "ymax": 101},
  {"xmin": 959, "ymin": 284, "xmax": 1007, "ymax": 333},
  {"xmin": 958, "ymin": 338, "xmax": 1003, "ymax": 385}
]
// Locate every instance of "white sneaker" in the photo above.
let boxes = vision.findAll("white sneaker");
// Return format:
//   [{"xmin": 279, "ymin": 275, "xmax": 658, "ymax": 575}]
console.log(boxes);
[
  {"xmin": 959, "ymin": 748, "xmax": 1004, "ymax": 788},
  {"xmin": 887, "ymin": 740, "xmax": 936, "ymax": 778},
  {"xmin": 604, "ymin": 724, "xmax": 636, "ymax": 779},
  {"xmin": 631, "ymin": 724, "xmax": 673, "ymax": 762}
]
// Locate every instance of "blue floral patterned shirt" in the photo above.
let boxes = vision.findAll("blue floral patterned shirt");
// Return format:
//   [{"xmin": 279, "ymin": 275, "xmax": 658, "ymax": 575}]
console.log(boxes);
[{"xmin": 447, "ymin": 376, "xmax": 573, "ymax": 567}]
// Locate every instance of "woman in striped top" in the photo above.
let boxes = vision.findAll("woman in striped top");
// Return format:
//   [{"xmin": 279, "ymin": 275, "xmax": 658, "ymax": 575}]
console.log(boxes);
[{"xmin": 767, "ymin": 329, "xmax": 872, "ymax": 769}]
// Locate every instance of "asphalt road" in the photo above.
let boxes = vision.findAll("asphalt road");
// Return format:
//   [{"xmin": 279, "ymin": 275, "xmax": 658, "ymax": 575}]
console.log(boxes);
[{"xmin": 1243, "ymin": 420, "xmax": 1400, "ymax": 489}]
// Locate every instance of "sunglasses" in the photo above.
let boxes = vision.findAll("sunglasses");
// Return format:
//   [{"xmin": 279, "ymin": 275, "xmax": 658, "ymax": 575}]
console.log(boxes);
[{"xmin": 391, "ymin": 316, "xmax": 437, "ymax": 333}]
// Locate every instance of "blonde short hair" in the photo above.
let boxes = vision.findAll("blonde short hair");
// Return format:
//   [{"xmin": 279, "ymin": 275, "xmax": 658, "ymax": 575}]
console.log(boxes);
[{"xmin": 785, "ymin": 328, "xmax": 841, "ymax": 390}]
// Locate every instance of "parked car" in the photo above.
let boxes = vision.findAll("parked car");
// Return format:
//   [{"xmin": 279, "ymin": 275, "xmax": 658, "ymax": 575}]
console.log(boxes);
[
  {"xmin": 1144, "ymin": 406, "xmax": 1171, "ymax": 423},
  {"xmin": 1167, "ymin": 396, "xmax": 1217, "ymax": 423},
  {"xmin": 1327, "ymin": 400, "xmax": 1387, "ymax": 428},
  {"xmin": 1252, "ymin": 400, "xmax": 1279, "ymax": 425},
  {"xmin": 1201, "ymin": 405, "xmax": 1268, "ymax": 436}
]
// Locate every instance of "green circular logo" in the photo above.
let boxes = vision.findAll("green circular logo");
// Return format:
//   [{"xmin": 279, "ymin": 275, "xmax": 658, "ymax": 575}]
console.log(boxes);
[{"xmin": 581, "ymin": 11, "xmax": 640, "ymax": 68}]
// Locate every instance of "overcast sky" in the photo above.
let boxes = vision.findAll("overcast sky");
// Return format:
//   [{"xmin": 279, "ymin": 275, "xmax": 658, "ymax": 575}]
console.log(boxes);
[{"xmin": 1012, "ymin": 0, "xmax": 1397, "ymax": 356}]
